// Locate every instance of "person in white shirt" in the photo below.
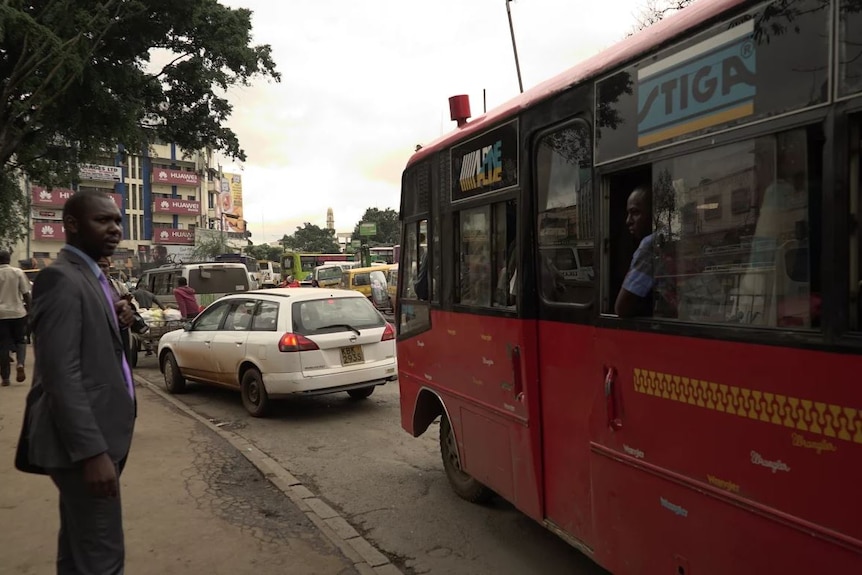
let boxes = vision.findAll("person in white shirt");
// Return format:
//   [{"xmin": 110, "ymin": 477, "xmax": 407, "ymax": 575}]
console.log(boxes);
[{"xmin": 0, "ymin": 250, "xmax": 32, "ymax": 385}]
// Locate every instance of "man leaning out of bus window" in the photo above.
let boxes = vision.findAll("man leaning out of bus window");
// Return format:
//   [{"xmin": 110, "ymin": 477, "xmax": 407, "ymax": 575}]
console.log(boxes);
[{"xmin": 615, "ymin": 186, "xmax": 656, "ymax": 318}]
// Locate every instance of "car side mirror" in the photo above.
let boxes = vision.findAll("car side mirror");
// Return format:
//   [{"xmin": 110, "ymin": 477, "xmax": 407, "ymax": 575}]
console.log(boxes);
[{"xmin": 183, "ymin": 322, "xmax": 193, "ymax": 332}]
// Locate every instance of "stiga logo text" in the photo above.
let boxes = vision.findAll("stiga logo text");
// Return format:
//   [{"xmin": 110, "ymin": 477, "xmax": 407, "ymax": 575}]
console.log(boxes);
[{"xmin": 636, "ymin": 20, "xmax": 756, "ymax": 147}]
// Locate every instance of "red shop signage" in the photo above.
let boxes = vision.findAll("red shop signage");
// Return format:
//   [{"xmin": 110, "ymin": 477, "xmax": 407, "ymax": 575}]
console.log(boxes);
[
  {"xmin": 31, "ymin": 186, "xmax": 74, "ymax": 207},
  {"xmin": 152, "ymin": 169, "xmax": 200, "ymax": 187},
  {"xmin": 33, "ymin": 222, "xmax": 66, "ymax": 241},
  {"xmin": 153, "ymin": 228, "xmax": 194, "ymax": 245},
  {"xmin": 153, "ymin": 197, "xmax": 201, "ymax": 215},
  {"xmin": 31, "ymin": 187, "xmax": 123, "ymax": 209}
]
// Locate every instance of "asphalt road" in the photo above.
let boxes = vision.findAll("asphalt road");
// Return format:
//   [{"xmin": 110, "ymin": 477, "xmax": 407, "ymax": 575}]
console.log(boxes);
[{"xmin": 135, "ymin": 355, "xmax": 608, "ymax": 575}]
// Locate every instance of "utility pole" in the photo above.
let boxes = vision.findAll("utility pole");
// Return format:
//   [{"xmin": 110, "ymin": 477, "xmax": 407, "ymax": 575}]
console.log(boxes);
[{"xmin": 506, "ymin": 0, "xmax": 524, "ymax": 93}]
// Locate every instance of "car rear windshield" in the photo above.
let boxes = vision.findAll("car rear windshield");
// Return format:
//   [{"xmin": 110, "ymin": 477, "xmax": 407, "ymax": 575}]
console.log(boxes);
[
  {"xmin": 317, "ymin": 267, "xmax": 342, "ymax": 281},
  {"xmin": 292, "ymin": 297, "xmax": 385, "ymax": 335},
  {"xmin": 188, "ymin": 268, "xmax": 249, "ymax": 294}
]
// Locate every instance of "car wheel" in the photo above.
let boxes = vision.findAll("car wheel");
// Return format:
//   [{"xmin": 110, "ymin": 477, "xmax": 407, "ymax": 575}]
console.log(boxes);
[
  {"xmin": 241, "ymin": 368, "xmax": 269, "ymax": 417},
  {"xmin": 162, "ymin": 351, "xmax": 186, "ymax": 394},
  {"xmin": 347, "ymin": 386, "xmax": 375, "ymax": 400},
  {"xmin": 439, "ymin": 412, "xmax": 494, "ymax": 503}
]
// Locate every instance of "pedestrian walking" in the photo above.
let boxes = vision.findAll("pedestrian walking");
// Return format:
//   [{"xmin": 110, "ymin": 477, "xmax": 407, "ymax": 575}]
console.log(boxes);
[
  {"xmin": 0, "ymin": 250, "xmax": 31, "ymax": 385},
  {"xmin": 173, "ymin": 276, "xmax": 198, "ymax": 319},
  {"xmin": 15, "ymin": 189, "xmax": 137, "ymax": 575},
  {"xmin": 132, "ymin": 285, "xmax": 165, "ymax": 310}
]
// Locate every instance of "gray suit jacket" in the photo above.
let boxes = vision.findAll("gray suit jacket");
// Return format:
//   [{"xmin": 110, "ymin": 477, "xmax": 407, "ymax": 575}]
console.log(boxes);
[{"xmin": 16, "ymin": 249, "xmax": 136, "ymax": 473}]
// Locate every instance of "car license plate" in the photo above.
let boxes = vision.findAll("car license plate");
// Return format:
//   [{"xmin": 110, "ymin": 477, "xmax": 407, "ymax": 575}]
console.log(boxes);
[{"xmin": 340, "ymin": 345, "xmax": 364, "ymax": 365}]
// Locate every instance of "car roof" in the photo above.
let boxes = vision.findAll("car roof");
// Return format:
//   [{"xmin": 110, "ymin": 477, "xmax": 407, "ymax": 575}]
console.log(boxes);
[
  {"xmin": 237, "ymin": 287, "xmax": 366, "ymax": 302},
  {"xmin": 143, "ymin": 262, "xmax": 248, "ymax": 273}
]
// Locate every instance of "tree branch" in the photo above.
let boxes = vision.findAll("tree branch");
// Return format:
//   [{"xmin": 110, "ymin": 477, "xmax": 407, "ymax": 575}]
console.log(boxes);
[{"xmin": 154, "ymin": 51, "xmax": 196, "ymax": 78}]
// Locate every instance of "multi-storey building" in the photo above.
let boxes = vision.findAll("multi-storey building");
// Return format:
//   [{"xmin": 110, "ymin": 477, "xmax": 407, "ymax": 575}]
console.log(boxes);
[{"xmin": 12, "ymin": 142, "xmax": 247, "ymax": 276}]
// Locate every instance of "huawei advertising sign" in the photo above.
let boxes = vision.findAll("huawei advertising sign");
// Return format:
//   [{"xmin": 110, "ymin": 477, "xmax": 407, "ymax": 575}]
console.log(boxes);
[
  {"xmin": 34, "ymin": 222, "xmax": 65, "ymax": 241},
  {"xmin": 31, "ymin": 186, "xmax": 123, "ymax": 209},
  {"xmin": 153, "ymin": 197, "xmax": 201, "ymax": 215},
  {"xmin": 153, "ymin": 228, "xmax": 194, "ymax": 245},
  {"xmin": 31, "ymin": 186, "xmax": 74, "ymax": 206},
  {"xmin": 152, "ymin": 169, "xmax": 200, "ymax": 186}
]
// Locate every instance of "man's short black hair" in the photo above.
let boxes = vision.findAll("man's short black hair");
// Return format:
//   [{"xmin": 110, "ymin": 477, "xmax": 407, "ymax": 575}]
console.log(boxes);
[
  {"xmin": 177, "ymin": 277, "xmax": 188, "ymax": 287},
  {"xmin": 62, "ymin": 190, "xmax": 114, "ymax": 221},
  {"xmin": 0, "ymin": 250, "xmax": 10, "ymax": 265}
]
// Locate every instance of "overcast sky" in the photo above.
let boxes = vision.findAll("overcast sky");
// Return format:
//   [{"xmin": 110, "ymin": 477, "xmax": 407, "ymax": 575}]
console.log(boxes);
[{"xmin": 217, "ymin": 0, "xmax": 653, "ymax": 244}]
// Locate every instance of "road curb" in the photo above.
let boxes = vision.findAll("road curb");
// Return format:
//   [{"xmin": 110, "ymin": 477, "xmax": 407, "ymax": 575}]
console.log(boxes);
[{"xmin": 134, "ymin": 375, "xmax": 404, "ymax": 575}]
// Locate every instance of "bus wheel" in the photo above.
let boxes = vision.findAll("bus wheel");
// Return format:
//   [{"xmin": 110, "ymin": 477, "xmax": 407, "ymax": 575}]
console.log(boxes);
[{"xmin": 439, "ymin": 413, "xmax": 494, "ymax": 504}]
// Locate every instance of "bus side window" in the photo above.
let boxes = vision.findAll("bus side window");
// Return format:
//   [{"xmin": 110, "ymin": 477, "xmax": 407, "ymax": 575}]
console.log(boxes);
[
  {"xmin": 455, "ymin": 201, "xmax": 515, "ymax": 309},
  {"xmin": 535, "ymin": 121, "xmax": 594, "ymax": 306},
  {"xmin": 609, "ymin": 126, "xmax": 823, "ymax": 329},
  {"xmin": 400, "ymin": 218, "xmax": 432, "ymax": 334},
  {"xmin": 456, "ymin": 207, "xmax": 491, "ymax": 307},
  {"xmin": 493, "ymin": 200, "xmax": 517, "ymax": 309},
  {"xmin": 401, "ymin": 220, "xmax": 429, "ymax": 301}
]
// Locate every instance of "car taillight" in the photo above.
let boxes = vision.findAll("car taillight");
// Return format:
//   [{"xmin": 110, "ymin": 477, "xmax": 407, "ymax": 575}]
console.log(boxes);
[
  {"xmin": 381, "ymin": 322, "xmax": 395, "ymax": 341},
  {"xmin": 278, "ymin": 333, "xmax": 319, "ymax": 352}
]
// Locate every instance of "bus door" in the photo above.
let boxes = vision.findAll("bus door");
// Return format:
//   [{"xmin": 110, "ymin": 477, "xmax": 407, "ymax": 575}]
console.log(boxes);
[{"xmin": 532, "ymin": 119, "xmax": 598, "ymax": 548}]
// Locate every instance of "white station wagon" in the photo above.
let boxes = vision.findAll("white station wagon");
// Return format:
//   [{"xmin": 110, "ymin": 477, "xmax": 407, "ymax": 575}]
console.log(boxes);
[{"xmin": 157, "ymin": 288, "xmax": 398, "ymax": 416}]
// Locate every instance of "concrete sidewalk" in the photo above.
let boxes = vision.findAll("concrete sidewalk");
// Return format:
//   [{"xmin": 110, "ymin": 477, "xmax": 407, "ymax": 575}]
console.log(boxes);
[{"xmin": 0, "ymin": 347, "xmax": 360, "ymax": 574}]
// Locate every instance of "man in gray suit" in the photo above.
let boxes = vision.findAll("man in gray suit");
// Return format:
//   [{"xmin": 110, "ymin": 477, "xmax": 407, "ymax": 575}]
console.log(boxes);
[{"xmin": 16, "ymin": 189, "xmax": 137, "ymax": 574}]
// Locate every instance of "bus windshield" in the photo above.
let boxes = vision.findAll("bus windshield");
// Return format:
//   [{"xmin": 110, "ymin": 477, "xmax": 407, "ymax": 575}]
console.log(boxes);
[
  {"xmin": 214, "ymin": 254, "xmax": 259, "ymax": 273},
  {"xmin": 316, "ymin": 266, "xmax": 343, "ymax": 281}
]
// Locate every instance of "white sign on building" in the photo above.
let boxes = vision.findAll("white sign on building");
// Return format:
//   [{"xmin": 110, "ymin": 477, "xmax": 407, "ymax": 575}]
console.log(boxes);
[
  {"xmin": 31, "ymin": 207, "xmax": 63, "ymax": 221},
  {"xmin": 80, "ymin": 163, "xmax": 123, "ymax": 183}
]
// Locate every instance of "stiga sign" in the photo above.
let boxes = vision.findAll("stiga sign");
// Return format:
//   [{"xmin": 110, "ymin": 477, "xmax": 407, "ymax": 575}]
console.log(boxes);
[{"xmin": 636, "ymin": 20, "xmax": 756, "ymax": 148}]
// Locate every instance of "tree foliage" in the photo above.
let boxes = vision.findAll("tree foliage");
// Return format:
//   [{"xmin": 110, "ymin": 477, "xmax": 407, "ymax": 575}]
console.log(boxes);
[
  {"xmin": 190, "ymin": 231, "xmax": 234, "ymax": 261},
  {"xmin": 245, "ymin": 243, "xmax": 283, "ymax": 262},
  {"xmin": 352, "ymin": 207, "xmax": 400, "ymax": 246},
  {"xmin": 0, "ymin": 0, "xmax": 280, "ymax": 247},
  {"xmin": 281, "ymin": 223, "xmax": 340, "ymax": 254},
  {"xmin": 0, "ymin": 172, "xmax": 28, "ymax": 250},
  {"xmin": 629, "ymin": 0, "xmax": 694, "ymax": 34}
]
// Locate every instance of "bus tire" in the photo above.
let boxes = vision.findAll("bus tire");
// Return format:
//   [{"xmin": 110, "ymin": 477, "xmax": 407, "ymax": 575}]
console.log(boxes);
[{"xmin": 439, "ymin": 412, "xmax": 494, "ymax": 504}]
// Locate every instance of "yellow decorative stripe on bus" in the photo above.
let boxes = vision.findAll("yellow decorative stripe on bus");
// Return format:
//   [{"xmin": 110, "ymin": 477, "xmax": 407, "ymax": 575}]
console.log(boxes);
[
  {"xmin": 633, "ymin": 369, "xmax": 862, "ymax": 444},
  {"xmin": 636, "ymin": 102, "xmax": 754, "ymax": 147}
]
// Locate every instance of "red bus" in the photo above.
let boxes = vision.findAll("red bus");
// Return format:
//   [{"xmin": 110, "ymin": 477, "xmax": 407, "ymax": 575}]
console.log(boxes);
[{"xmin": 396, "ymin": 0, "xmax": 862, "ymax": 573}]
